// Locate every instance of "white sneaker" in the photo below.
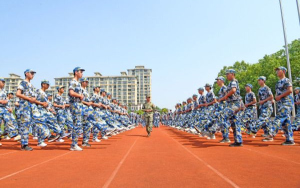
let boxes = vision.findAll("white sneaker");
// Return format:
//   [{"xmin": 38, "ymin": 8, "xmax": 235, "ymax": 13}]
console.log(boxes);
[
  {"xmin": 4, "ymin": 136, "xmax": 11, "ymax": 140},
  {"xmin": 56, "ymin": 138, "xmax": 64, "ymax": 143},
  {"xmin": 33, "ymin": 137, "xmax": 38, "ymax": 140},
  {"xmin": 37, "ymin": 142, "xmax": 47, "ymax": 147},
  {"xmin": 70, "ymin": 145, "xmax": 83, "ymax": 151},
  {"xmin": 111, "ymin": 133, "xmax": 117, "ymax": 136},
  {"xmin": 92, "ymin": 138, "xmax": 101, "ymax": 142},
  {"xmin": 0, "ymin": 142, "xmax": 2, "ymax": 146},
  {"xmin": 102, "ymin": 136, "xmax": 108, "ymax": 140},
  {"xmin": 14, "ymin": 135, "xmax": 21, "ymax": 141}
]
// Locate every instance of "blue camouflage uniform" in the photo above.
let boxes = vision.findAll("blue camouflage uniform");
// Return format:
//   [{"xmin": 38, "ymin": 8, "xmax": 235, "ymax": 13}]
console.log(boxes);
[
  {"xmin": 223, "ymin": 70, "xmax": 243, "ymax": 144},
  {"xmin": 268, "ymin": 76, "xmax": 294, "ymax": 142},
  {"xmin": 90, "ymin": 91, "xmax": 107, "ymax": 140},
  {"xmin": 18, "ymin": 79, "xmax": 49, "ymax": 146},
  {"xmin": 68, "ymin": 78, "xmax": 84, "ymax": 147},
  {"xmin": 292, "ymin": 88, "xmax": 300, "ymax": 131},
  {"xmin": 217, "ymin": 82, "xmax": 228, "ymax": 139},
  {"xmin": 241, "ymin": 85, "xmax": 257, "ymax": 133},
  {"xmin": 251, "ymin": 80, "xmax": 273, "ymax": 135},
  {"xmin": 80, "ymin": 82, "xmax": 95, "ymax": 144},
  {"xmin": 0, "ymin": 84, "xmax": 18, "ymax": 138},
  {"xmin": 54, "ymin": 90, "xmax": 67, "ymax": 138},
  {"xmin": 154, "ymin": 111, "xmax": 160, "ymax": 127},
  {"xmin": 36, "ymin": 87, "xmax": 60, "ymax": 137}
]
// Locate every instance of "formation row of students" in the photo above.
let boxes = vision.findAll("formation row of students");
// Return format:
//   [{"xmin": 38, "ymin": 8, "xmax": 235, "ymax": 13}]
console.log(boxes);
[
  {"xmin": 0, "ymin": 67, "xmax": 137, "ymax": 151},
  {"xmin": 164, "ymin": 66, "xmax": 300, "ymax": 147}
]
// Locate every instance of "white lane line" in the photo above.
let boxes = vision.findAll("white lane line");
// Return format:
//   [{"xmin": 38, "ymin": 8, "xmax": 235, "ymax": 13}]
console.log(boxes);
[
  {"xmin": 242, "ymin": 147, "xmax": 300, "ymax": 165},
  {"xmin": 0, "ymin": 151, "xmax": 18, "ymax": 156},
  {"xmin": 0, "ymin": 151, "xmax": 72, "ymax": 181},
  {"xmin": 102, "ymin": 138, "xmax": 139, "ymax": 188},
  {"xmin": 164, "ymin": 129, "xmax": 240, "ymax": 188}
]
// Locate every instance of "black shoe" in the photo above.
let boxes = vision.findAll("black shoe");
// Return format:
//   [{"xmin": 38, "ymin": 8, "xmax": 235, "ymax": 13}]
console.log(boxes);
[
  {"xmin": 82, "ymin": 142, "xmax": 91, "ymax": 147},
  {"xmin": 229, "ymin": 142, "xmax": 243, "ymax": 147},
  {"xmin": 21, "ymin": 145, "xmax": 33, "ymax": 151},
  {"xmin": 281, "ymin": 141, "xmax": 295, "ymax": 146}
]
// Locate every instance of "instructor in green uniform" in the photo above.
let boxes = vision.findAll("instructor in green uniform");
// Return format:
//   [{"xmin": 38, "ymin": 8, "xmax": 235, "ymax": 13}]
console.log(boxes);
[{"xmin": 142, "ymin": 94, "xmax": 155, "ymax": 137}]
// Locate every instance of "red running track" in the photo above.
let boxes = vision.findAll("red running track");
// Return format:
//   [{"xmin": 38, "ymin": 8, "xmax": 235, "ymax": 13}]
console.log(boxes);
[{"xmin": 0, "ymin": 126, "xmax": 300, "ymax": 188}]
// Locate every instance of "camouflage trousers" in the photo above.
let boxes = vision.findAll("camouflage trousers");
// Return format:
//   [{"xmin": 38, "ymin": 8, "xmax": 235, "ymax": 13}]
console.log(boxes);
[
  {"xmin": 292, "ymin": 107, "xmax": 300, "ymax": 131},
  {"xmin": 39, "ymin": 108, "xmax": 61, "ymax": 134},
  {"xmin": 240, "ymin": 106, "xmax": 257, "ymax": 131},
  {"xmin": 251, "ymin": 105, "xmax": 272, "ymax": 134},
  {"xmin": 0, "ymin": 107, "xmax": 18, "ymax": 137},
  {"xmin": 222, "ymin": 101, "xmax": 242, "ymax": 143},
  {"xmin": 92, "ymin": 110, "xmax": 109, "ymax": 139},
  {"xmin": 70, "ymin": 102, "xmax": 83, "ymax": 147},
  {"xmin": 145, "ymin": 115, "xmax": 153, "ymax": 134},
  {"xmin": 19, "ymin": 101, "xmax": 49, "ymax": 145},
  {"xmin": 269, "ymin": 101, "xmax": 294, "ymax": 142},
  {"xmin": 56, "ymin": 109, "xmax": 67, "ymax": 137}
]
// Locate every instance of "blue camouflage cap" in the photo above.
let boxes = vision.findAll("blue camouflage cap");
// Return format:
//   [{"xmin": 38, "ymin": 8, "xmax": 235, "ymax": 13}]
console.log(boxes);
[
  {"xmin": 41, "ymin": 80, "xmax": 50, "ymax": 85},
  {"xmin": 295, "ymin": 87, "xmax": 300, "ymax": 91},
  {"xmin": 258, "ymin": 76, "xmax": 266, "ymax": 81},
  {"xmin": 226, "ymin": 69, "xmax": 236, "ymax": 74},
  {"xmin": 80, "ymin": 77, "xmax": 89, "ymax": 82},
  {"xmin": 56, "ymin": 85, "xmax": 65, "ymax": 90},
  {"xmin": 275, "ymin": 66, "xmax": 287, "ymax": 73},
  {"xmin": 187, "ymin": 97, "xmax": 192, "ymax": 101},
  {"xmin": 245, "ymin": 83, "xmax": 253, "ymax": 89},
  {"xmin": 215, "ymin": 76, "xmax": 225, "ymax": 82},
  {"xmin": 0, "ymin": 78, "xmax": 5, "ymax": 82},
  {"xmin": 100, "ymin": 89, "xmax": 106, "ymax": 93},
  {"xmin": 47, "ymin": 93, "xmax": 53, "ymax": 97},
  {"xmin": 107, "ymin": 92, "xmax": 111, "ymax": 96},
  {"xmin": 112, "ymin": 97, "xmax": 117, "ymax": 100},
  {"xmin": 198, "ymin": 87, "xmax": 204, "ymax": 91},
  {"xmin": 24, "ymin": 69, "xmax": 36, "ymax": 75},
  {"xmin": 73, "ymin": 67, "xmax": 85, "ymax": 74},
  {"xmin": 93, "ymin": 86, "xmax": 100, "ymax": 90},
  {"xmin": 192, "ymin": 94, "xmax": 198, "ymax": 98},
  {"xmin": 182, "ymin": 101, "xmax": 187, "ymax": 103},
  {"xmin": 204, "ymin": 83, "xmax": 212, "ymax": 88}
]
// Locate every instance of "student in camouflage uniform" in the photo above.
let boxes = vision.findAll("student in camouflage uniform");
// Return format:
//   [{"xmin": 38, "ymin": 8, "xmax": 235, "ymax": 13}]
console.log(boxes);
[
  {"xmin": 36, "ymin": 80, "xmax": 60, "ymax": 144},
  {"xmin": 215, "ymin": 76, "xmax": 230, "ymax": 143},
  {"xmin": 53, "ymin": 86, "xmax": 68, "ymax": 143},
  {"xmin": 16, "ymin": 69, "xmax": 49, "ymax": 151},
  {"xmin": 241, "ymin": 84, "xmax": 257, "ymax": 135},
  {"xmin": 142, "ymin": 95, "xmax": 155, "ymax": 137},
  {"xmin": 264, "ymin": 67, "xmax": 295, "ymax": 145},
  {"xmin": 223, "ymin": 69, "xmax": 243, "ymax": 147},
  {"xmin": 250, "ymin": 76, "xmax": 274, "ymax": 137},
  {"xmin": 292, "ymin": 87, "xmax": 300, "ymax": 131},
  {"xmin": 68, "ymin": 67, "xmax": 85, "ymax": 151},
  {"xmin": 0, "ymin": 78, "xmax": 19, "ymax": 145}
]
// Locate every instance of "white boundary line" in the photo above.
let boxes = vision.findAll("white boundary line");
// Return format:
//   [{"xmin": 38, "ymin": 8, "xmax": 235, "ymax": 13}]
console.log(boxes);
[
  {"xmin": 164, "ymin": 129, "xmax": 240, "ymax": 188},
  {"xmin": 242, "ymin": 147, "xmax": 300, "ymax": 165},
  {"xmin": 102, "ymin": 138, "xmax": 139, "ymax": 188},
  {"xmin": 0, "ymin": 152, "xmax": 71, "ymax": 181},
  {"xmin": 0, "ymin": 151, "xmax": 18, "ymax": 156}
]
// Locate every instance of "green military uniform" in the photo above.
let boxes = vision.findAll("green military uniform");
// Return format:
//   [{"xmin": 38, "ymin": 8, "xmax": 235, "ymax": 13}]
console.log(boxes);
[{"xmin": 142, "ymin": 95, "xmax": 155, "ymax": 136}]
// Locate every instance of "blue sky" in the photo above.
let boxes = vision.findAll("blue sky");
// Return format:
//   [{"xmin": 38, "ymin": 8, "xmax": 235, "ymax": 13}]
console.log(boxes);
[{"xmin": 0, "ymin": 0, "xmax": 299, "ymax": 109}]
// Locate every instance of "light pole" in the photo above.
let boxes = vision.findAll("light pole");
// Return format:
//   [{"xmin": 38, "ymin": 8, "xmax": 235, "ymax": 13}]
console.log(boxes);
[
  {"xmin": 278, "ymin": 0, "xmax": 296, "ymax": 117},
  {"xmin": 297, "ymin": 0, "xmax": 300, "ymax": 25}
]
